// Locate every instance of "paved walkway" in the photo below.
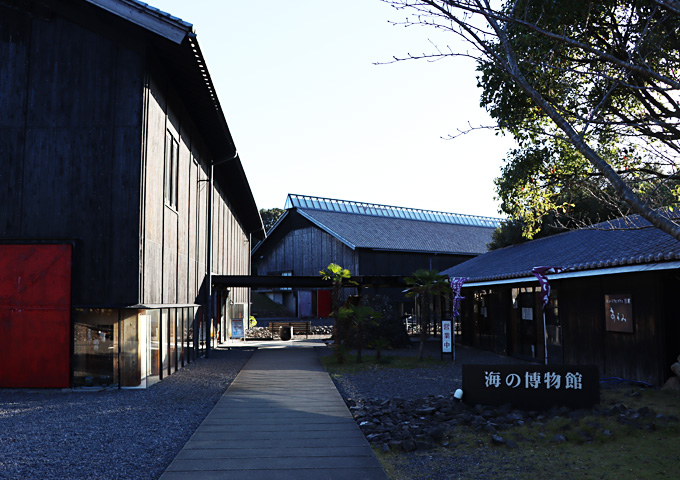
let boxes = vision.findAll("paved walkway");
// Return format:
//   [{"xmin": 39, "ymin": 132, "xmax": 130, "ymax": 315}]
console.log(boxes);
[{"xmin": 160, "ymin": 340, "xmax": 388, "ymax": 480}]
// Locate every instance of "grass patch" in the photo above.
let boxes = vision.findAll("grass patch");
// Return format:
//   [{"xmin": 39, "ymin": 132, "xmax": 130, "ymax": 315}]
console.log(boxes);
[{"xmin": 371, "ymin": 385, "xmax": 680, "ymax": 479}]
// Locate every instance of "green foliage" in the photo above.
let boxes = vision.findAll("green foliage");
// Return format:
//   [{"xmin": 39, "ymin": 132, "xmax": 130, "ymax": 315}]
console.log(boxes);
[
  {"xmin": 338, "ymin": 304, "xmax": 382, "ymax": 363},
  {"xmin": 321, "ymin": 353, "xmax": 440, "ymax": 375},
  {"xmin": 319, "ymin": 263, "xmax": 353, "ymax": 283},
  {"xmin": 475, "ymin": 0, "xmax": 680, "ymax": 238},
  {"xmin": 404, "ymin": 269, "xmax": 451, "ymax": 360},
  {"xmin": 360, "ymin": 293, "xmax": 411, "ymax": 349},
  {"xmin": 370, "ymin": 338, "xmax": 392, "ymax": 361},
  {"xmin": 382, "ymin": 0, "xmax": 680, "ymax": 240},
  {"xmin": 403, "ymin": 269, "xmax": 450, "ymax": 301},
  {"xmin": 259, "ymin": 208, "xmax": 284, "ymax": 233},
  {"xmin": 320, "ymin": 263, "xmax": 358, "ymax": 355}
]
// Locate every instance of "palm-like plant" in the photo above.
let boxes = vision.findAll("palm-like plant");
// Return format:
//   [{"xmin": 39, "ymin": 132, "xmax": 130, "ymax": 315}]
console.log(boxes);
[
  {"xmin": 404, "ymin": 269, "xmax": 451, "ymax": 361},
  {"xmin": 338, "ymin": 305, "xmax": 382, "ymax": 363},
  {"xmin": 320, "ymin": 263, "xmax": 357, "ymax": 363}
]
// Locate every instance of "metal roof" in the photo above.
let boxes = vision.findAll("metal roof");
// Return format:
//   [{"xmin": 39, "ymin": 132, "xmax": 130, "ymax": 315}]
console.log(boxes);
[{"xmin": 285, "ymin": 194, "xmax": 502, "ymax": 228}]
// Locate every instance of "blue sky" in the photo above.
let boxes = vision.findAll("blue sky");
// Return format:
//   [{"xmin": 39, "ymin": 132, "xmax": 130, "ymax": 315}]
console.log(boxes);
[{"xmin": 149, "ymin": 0, "xmax": 515, "ymax": 217}]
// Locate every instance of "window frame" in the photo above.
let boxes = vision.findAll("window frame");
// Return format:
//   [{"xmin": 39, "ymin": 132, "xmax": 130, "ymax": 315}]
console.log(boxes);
[{"xmin": 164, "ymin": 131, "xmax": 179, "ymax": 210}]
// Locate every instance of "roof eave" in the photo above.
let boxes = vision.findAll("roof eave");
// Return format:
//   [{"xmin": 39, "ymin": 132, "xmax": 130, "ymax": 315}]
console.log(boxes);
[
  {"xmin": 455, "ymin": 261, "xmax": 680, "ymax": 287},
  {"xmin": 85, "ymin": 0, "xmax": 192, "ymax": 43}
]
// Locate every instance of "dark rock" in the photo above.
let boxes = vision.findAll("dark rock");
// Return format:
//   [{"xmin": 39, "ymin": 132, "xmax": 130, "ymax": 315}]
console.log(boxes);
[
  {"xmin": 427, "ymin": 427, "xmax": 445, "ymax": 442},
  {"xmin": 483, "ymin": 424, "xmax": 496, "ymax": 433},
  {"xmin": 637, "ymin": 406, "xmax": 652, "ymax": 417},
  {"xmin": 491, "ymin": 434, "xmax": 506, "ymax": 445},
  {"xmin": 661, "ymin": 377, "xmax": 676, "ymax": 391},
  {"xmin": 401, "ymin": 438, "xmax": 417, "ymax": 452},
  {"xmin": 506, "ymin": 440, "xmax": 519, "ymax": 449},
  {"xmin": 416, "ymin": 407, "xmax": 436, "ymax": 416},
  {"xmin": 416, "ymin": 440, "xmax": 435, "ymax": 450},
  {"xmin": 670, "ymin": 362, "xmax": 680, "ymax": 378},
  {"xmin": 568, "ymin": 409, "xmax": 588, "ymax": 420},
  {"xmin": 552, "ymin": 434, "xmax": 567, "ymax": 443}
]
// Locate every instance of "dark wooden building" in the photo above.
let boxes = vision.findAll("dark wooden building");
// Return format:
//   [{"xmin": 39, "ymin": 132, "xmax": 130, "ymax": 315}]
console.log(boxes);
[
  {"xmin": 0, "ymin": 0, "xmax": 264, "ymax": 388},
  {"xmin": 252, "ymin": 194, "xmax": 500, "ymax": 317},
  {"xmin": 442, "ymin": 214, "xmax": 680, "ymax": 386}
]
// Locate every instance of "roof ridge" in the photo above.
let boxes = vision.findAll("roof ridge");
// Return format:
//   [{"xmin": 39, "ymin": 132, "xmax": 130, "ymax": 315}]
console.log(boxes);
[{"xmin": 285, "ymin": 193, "xmax": 502, "ymax": 228}]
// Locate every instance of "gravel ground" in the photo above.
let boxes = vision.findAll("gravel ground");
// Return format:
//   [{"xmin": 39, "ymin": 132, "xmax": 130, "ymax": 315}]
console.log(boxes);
[
  {"xmin": 326, "ymin": 340, "xmax": 530, "ymax": 403},
  {"xmin": 0, "ymin": 339, "xmax": 533, "ymax": 480},
  {"xmin": 0, "ymin": 347, "xmax": 254, "ymax": 480},
  {"xmin": 322, "ymin": 340, "xmax": 537, "ymax": 480}
]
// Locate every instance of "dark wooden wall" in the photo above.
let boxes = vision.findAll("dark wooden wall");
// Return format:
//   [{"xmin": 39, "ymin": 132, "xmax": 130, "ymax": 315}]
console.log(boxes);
[
  {"xmin": 0, "ymin": 2, "xmax": 143, "ymax": 306},
  {"xmin": 560, "ymin": 272, "xmax": 671, "ymax": 386},
  {"xmin": 357, "ymin": 250, "xmax": 473, "ymax": 276},
  {"xmin": 1, "ymin": 1, "xmax": 252, "ymax": 310},
  {"xmin": 458, "ymin": 270, "xmax": 679, "ymax": 386},
  {"xmin": 141, "ymin": 73, "xmax": 250, "ymax": 308},
  {"xmin": 254, "ymin": 221, "xmax": 358, "ymax": 277}
]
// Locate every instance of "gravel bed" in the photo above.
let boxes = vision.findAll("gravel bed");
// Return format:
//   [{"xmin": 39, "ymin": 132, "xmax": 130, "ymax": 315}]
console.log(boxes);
[
  {"xmin": 322, "ymin": 340, "xmax": 537, "ymax": 480},
  {"xmin": 327, "ymin": 341, "xmax": 530, "ymax": 403},
  {"xmin": 0, "ymin": 347, "xmax": 254, "ymax": 480}
]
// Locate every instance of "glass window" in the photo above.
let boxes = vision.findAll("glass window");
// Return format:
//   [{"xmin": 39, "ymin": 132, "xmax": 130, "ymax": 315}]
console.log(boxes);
[
  {"xmin": 148, "ymin": 309, "xmax": 160, "ymax": 385},
  {"xmin": 164, "ymin": 131, "xmax": 179, "ymax": 209},
  {"xmin": 178, "ymin": 309, "xmax": 185, "ymax": 368},
  {"xmin": 120, "ymin": 310, "xmax": 142, "ymax": 388},
  {"xmin": 186, "ymin": 307, "xmax": 194, "ymax": 364},
  {"xmin": 161, "ymin": 309, "xmax": 168, "ymax": 377},
  {"xmin": 72, "ymin": 309, "xmax": 116, "ymax": 387},
  {"xmin": 168, "ymin": 309, "xmax": 176, "ymax": 374}
]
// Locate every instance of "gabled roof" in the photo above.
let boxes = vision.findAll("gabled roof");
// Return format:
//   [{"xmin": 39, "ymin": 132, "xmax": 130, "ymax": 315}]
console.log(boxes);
[
  {"xmin": 441, "ymin": 213, "xmax": 680, "ymax": 284},
  {"xmin": 256, "ymin": 194, "xmax": 501, "ymax": 255}
]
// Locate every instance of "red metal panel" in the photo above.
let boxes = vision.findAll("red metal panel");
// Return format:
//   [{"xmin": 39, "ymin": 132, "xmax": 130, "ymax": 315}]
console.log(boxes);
[
  {"xmin": 317, "ymin": 289, "xmax": 331, "ymax": 318},
  {"xmin": 0, "ymin": 244, "xmax": 72, "ymax": 388}
]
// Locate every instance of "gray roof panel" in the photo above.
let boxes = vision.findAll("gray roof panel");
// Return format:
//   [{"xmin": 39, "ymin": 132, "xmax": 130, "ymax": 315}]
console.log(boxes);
[
  {"xmin": 442, "ymin": 214, "xmax": 680, "ymax": 282},
  {"xmin": 298, "ymin": 208, "xmax": 496, "ymax": 255}
]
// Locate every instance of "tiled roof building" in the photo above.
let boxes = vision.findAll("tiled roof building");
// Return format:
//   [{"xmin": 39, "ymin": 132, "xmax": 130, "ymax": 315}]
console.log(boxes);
[
  {"xmin": 443, "ymin": 214, "xmax": 680, "ymax": 282},
  {"xmin": 440, "ymin": 213, "xmax": 680, "ymax": 387}
]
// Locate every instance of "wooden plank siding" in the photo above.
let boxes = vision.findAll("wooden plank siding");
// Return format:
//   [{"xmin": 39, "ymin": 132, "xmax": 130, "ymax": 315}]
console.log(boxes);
[
  {"xmin": 2, "ymin": 2, "xmax": 254, "ymax": 311},
  {"xmin": 255, "ymin": 226, "xmax": 358, "ymax": 277},
  {"xmin": 141, "ymin": 74, "xmax": 252, "ymax": 307},
  {"xmin": 559, "ymin": 273, "xmax": 670, "ymax": 386},
  {"xmin": 357, "ymin": 250, "xmax": 472, "ymax": 276},
  {"xmin": 460, "ymin": 270, "xmax": 680, "ymax": 386},
  {"xmin": 0, "ymin": 5, "xmax": 142, "ymax": 306}
]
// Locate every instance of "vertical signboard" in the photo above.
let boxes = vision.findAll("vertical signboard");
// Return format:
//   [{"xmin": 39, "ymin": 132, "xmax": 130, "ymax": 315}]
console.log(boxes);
[
  {"xmin": 441, "ymin": 319, "xmax": 453, "ymax": 360},
  {"xmin": 231, "ymin": 318, "xmax": 245, "ymax": 339}
]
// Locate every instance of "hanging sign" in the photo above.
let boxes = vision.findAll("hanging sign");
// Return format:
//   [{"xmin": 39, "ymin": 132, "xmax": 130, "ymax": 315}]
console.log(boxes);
[{"xmin": 605, "ymin": 294, "xmax": 633, "ymax": 333}]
